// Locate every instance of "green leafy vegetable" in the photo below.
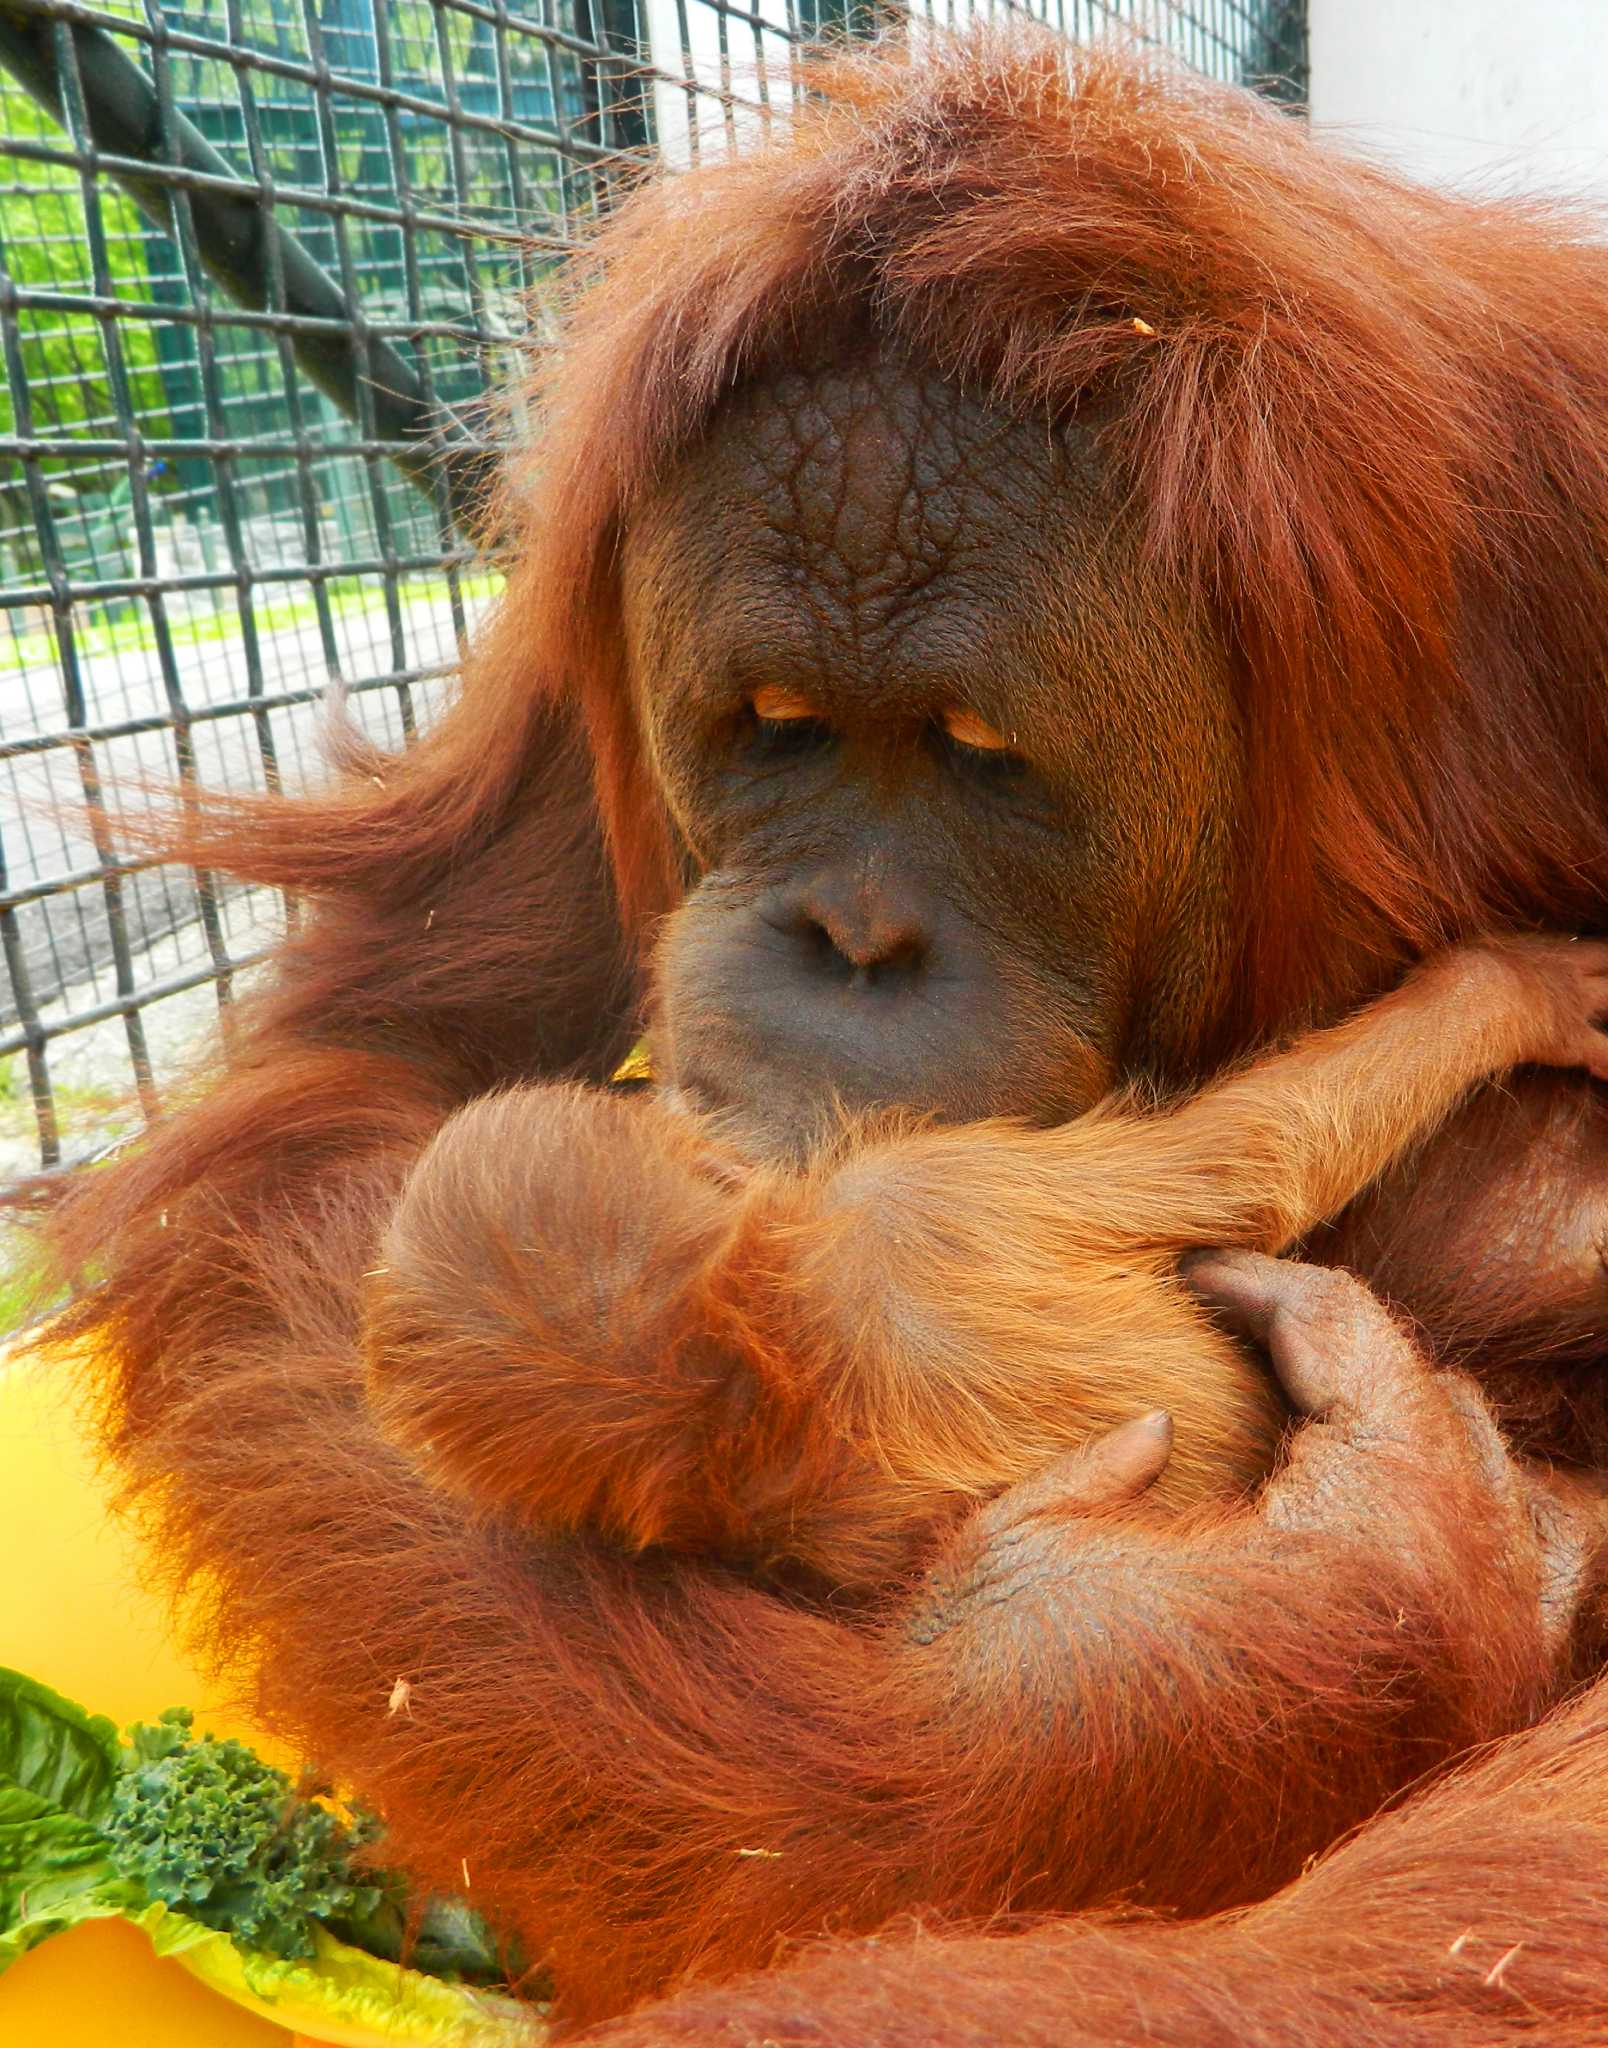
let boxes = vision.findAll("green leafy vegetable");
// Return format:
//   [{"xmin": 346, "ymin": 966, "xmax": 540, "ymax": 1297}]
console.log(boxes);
[
  {"xmin": 337, "ymin": 1886, "xmax": 513, "ymax": 1985},
  {"xmin": 108, "ymin": 1707, "xmax": 512, "ymax": 1982},
  {"xmin": 0, "ymin": 1667, "xmax": 122, "ymax": 1828},
  {"xmin": 133, "ymin": 1902, "xmax": 539, "ymax": 2047},
  {"xmin": 0, "ymin": 1668, "xmax": 139, "ymax": 1969},
  {"xmin": 110, "ymin": 1707, "xmax": 385, "ymax": 1961},
  {"xmin": 0, "ymin": 1668, "xmax": 544, "ymax": 2044}
]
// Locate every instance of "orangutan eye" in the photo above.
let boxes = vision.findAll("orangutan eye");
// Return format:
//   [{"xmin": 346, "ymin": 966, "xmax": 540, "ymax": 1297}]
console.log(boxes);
[
  {"xmin": 744, "ymin": 685, "xmax": 833, "ymax": 759},
  {"xmin": 749, "ymin": 685, "xmax": 823, "ymax": 725},
  {"xmin": 934, "ymin": 706, "xmax": 1027, "ymax": 785},
  {"xmin": 940, "ymin": 707, "xmax": 1016, "ymax": 753}
]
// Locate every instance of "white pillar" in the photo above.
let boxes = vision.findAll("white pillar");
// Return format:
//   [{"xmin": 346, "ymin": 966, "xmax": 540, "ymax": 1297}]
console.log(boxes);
[{"xmin": 1309, "ymin": 0, "xmax": 1608, "ymax": 201}]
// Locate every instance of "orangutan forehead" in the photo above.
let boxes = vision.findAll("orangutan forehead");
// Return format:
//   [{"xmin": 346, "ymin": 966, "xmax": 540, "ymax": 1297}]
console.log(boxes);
[
  {"xmin": 694, "ymin": 351, "xmax": 1109, "ymax": 596},
  {"xmin": 621, "ymin": 347, "xmax": 1133, "ymax": 731}
]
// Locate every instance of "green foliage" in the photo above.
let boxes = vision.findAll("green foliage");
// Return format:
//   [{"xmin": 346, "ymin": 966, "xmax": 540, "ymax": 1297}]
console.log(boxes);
[
  {"xmin": 107, "ymin": 1707, "xmax": 512, "ymax": 1979},
  {"xmin": 0, "ymin": 1668, "xmax": 539, "ymax": 2042},
  {"xmin": 0, "ymin": 1668, "xmax": 139, "ymax": 1971},
  {"xmin": 0, "ymin": 82, "xmax": 175, "ymax": 450},
  {"xmin": 109, "ymin": 1708, "xmax": 385, "ymax": 1963}
]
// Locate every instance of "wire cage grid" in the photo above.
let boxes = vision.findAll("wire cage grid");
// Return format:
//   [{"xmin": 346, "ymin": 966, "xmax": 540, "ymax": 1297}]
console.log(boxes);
[{"xmin": 0, "ymin": 0, "xmax": 1309, "ymax": 1180}]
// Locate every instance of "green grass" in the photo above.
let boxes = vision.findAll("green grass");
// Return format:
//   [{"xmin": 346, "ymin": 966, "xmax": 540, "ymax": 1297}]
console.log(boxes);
[
  {"xmin": 1, "ymin": 1055, "xmax": 125, "ymax": 1127},
  {"xmin": 0, "ymin": 570, "xmax": 502, "ymax": 675},
  {"xmin": 0, "ymin": 1248, "xmax": 47, "ymax": 1342},
  {"xmin": 1, "ymin": 1061, "xmax": 117, "ymax": 1339}
]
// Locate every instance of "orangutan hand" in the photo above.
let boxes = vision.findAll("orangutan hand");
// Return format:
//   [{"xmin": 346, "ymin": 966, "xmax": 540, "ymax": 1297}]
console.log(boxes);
[
  {"xmin": 910, "ymin": 1253, "xmax": 1608, "ymax": 1737},
  {"xmin": 1188, "ymin": 1250, "xmax": 1608, "ymax": 1681}
]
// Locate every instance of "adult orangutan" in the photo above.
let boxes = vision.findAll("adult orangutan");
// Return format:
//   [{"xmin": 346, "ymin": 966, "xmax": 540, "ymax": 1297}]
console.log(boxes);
[{"xmin": 36, "ymin": 26, "xmax": 1608, "ymax": 2042}]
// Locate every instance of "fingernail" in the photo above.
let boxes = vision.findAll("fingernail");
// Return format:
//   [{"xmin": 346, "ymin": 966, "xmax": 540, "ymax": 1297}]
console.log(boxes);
[{"xmin": 1140, "ymin": 1409, "xmax": 1174, "ymax": 1436}]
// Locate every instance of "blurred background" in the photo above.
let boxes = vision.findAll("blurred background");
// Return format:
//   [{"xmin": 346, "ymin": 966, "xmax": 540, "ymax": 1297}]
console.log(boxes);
[{"xmin": 0, "ymin": 0, "xmax": 1600, "ymax": 1209}]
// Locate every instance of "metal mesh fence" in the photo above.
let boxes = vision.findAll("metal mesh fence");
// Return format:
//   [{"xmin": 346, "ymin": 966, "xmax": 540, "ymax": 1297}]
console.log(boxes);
[{"xmin": 0, "ymin": 0, "xmax": 1308, "ymax": 1180}]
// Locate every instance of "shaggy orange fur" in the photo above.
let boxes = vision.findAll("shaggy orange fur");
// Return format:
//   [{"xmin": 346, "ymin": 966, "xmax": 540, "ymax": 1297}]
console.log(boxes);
[
  {"xmin": 30, "ymin": 27, "xmax": 1608, "ymax": 2040},
  {"xmin": 368, "ymin": 938, "xmax": 1608, "ymax": 1592}
]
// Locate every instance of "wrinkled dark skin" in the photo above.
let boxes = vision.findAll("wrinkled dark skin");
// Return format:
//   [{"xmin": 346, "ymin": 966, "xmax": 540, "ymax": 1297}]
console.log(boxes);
[{"xmin": 624, "ymin": 353, "xmax": 1242, "ymax": 1159}]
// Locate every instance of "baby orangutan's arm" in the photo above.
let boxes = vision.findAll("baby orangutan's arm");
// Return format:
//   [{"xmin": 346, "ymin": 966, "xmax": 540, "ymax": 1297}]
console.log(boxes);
[
  {"xmin": 1071, "ymin": 934, "xmax": 1608, "ymax": 1252},
  {"xmin": 363, "ymin": 1079, "xmax": 1273, "ymax": 1588},
  {"xmin": 364, "ymin": 937, "xmax": 1608, "ymax": 1589}
]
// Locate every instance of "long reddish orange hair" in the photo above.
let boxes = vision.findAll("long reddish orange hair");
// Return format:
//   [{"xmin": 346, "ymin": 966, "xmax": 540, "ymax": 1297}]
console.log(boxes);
[{"xmin": 27, "ymin": 31, "xmax": 1608, "ymax": 2025}]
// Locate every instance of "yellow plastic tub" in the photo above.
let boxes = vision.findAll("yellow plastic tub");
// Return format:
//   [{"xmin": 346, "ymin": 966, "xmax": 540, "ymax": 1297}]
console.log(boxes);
[{"xmin": 0, "ymin": 1339, "xmax": 297, "ymax": 2044}]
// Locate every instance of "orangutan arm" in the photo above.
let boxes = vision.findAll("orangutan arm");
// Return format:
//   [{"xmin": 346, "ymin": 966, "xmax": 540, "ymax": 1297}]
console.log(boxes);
[
  {"xmin": 364, "ymin": 936, "xmax": 1608, "ymax": 1587},
  {"xmin": 354, "ymin": 1252, "xmax": 1602, "ymax": 2023},
  {"xmin": 1054, "ymin": 933, "xmax": 1608, "ymax": 1253}
]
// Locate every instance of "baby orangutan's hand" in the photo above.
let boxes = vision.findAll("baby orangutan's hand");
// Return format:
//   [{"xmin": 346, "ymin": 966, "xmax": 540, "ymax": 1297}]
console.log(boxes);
[{"xmin": 1440, "ymin": 934, "xmax": 1608, "ymax": 1082}]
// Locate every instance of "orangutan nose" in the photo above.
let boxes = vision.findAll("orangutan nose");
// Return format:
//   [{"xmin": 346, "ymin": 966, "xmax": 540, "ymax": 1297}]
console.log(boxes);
[{"xmin": 768, "ymin": 874, "xmax": 933, "ymax": 992}]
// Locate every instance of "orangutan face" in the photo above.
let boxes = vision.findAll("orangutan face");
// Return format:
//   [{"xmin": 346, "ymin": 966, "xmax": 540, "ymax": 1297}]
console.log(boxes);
[{"xmin": 620, "ymin": 351, "xmax": 1241, "ymax": 1158}]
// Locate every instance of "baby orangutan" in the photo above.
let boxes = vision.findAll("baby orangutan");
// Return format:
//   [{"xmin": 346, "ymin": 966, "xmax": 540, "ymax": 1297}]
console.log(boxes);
[{"xmin": 364, "ymin": 937, "xmax": 1608, "ymax": 1594}]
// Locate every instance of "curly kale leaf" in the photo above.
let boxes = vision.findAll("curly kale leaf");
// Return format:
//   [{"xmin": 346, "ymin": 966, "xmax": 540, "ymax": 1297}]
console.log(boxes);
[{"xmin": 107, "ymin": 1708, "xmax": 384, "ymax": 1961}]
